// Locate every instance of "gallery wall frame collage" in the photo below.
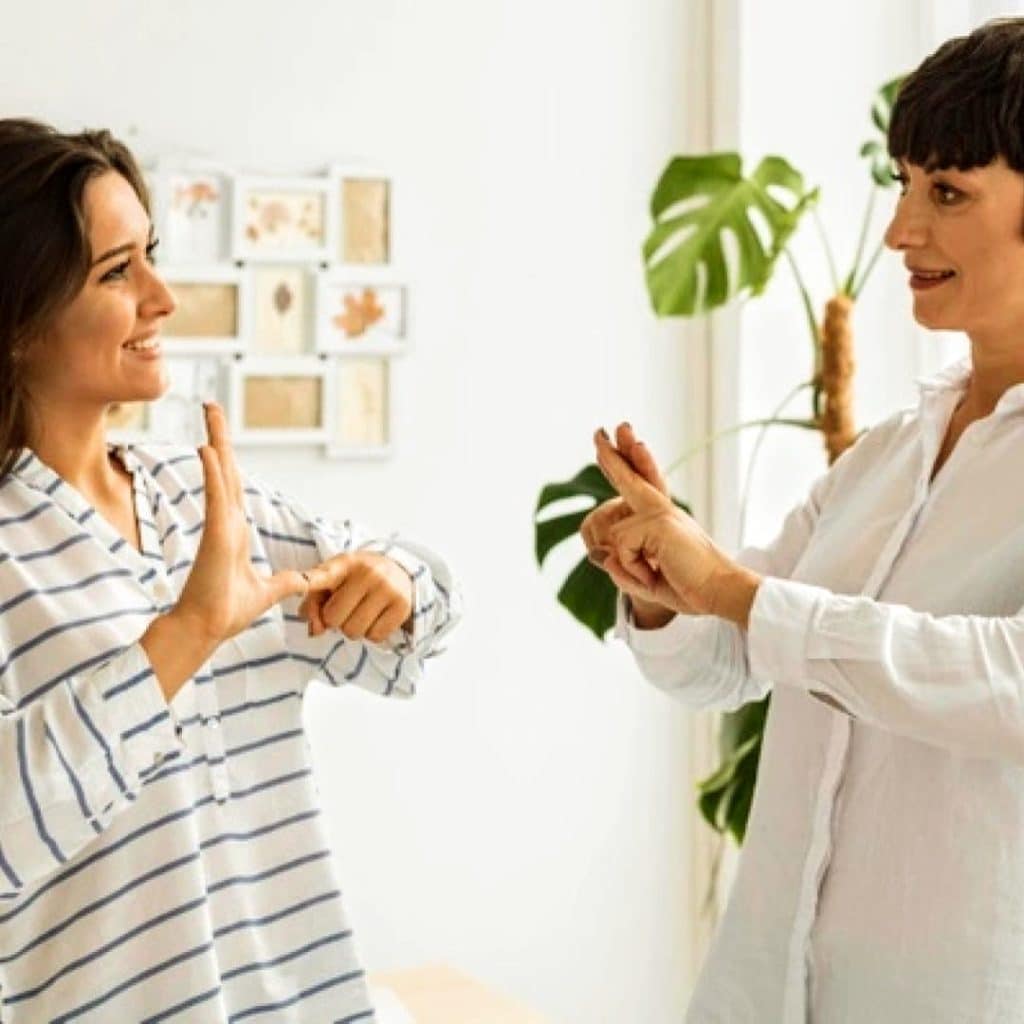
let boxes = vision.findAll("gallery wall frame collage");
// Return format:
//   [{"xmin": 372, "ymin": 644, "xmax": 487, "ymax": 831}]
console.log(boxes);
[{"xmin": 106, "ymin": 157, "xmax": 405, "ymax": 459}]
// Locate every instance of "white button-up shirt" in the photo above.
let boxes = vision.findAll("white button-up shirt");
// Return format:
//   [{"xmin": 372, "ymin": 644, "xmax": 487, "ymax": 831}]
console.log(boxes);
[
  {"xmin": 0, "ymin": 443, "xmax": 460, "ymax": 1022},
  {"xmin": 618, "ymin": 356, "xmax": 1024, "ymax": 1022}
]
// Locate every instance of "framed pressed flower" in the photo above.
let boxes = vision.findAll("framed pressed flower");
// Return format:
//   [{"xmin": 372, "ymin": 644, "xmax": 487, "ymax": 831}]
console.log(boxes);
[
  {"xmin": 251, "ymin": 265, "xmax": 311, "ymax": 356},
  {"xmin": 314, "ymin": 269, "xmax": 407, "ymax": 355},
  {"xmin": 148, "ymin": 160, "xmax": 232, "ymax": 263},
  {"xmin": 231, "ymin": 176, "xmax": 336, "ymax": 263}
]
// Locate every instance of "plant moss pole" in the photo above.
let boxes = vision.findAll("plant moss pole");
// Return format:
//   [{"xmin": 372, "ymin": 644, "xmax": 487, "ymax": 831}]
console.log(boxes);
[{"xmin": 819, "ymin": 293, "xmax": 856, "ymax": 465}]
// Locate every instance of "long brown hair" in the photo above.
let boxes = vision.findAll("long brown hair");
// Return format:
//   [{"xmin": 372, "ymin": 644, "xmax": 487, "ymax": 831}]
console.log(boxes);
[{"xmin": 0, "ymin": 118, "xmax": 150, "ymax": 483}]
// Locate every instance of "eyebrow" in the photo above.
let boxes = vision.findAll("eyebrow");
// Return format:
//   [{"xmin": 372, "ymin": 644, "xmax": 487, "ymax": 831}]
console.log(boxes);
[{"xmin": 90, "ymin": 229, "xmax": 156, "ymax": 268}]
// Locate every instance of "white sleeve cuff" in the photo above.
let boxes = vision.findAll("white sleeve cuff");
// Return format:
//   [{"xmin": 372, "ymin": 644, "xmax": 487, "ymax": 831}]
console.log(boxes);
[
  {"xmin": 613, "ymin": 592, "xmax": 711, "ymax": 657},
  {"xmin": 747, "ymin": 576, "xmax": 829, "ymax": 689}
]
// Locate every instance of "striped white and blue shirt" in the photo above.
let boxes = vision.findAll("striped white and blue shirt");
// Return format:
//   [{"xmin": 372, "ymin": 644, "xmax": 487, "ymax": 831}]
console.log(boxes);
[{"xmin": 0, "ymin": 441, "xmax": 460, "ymax": 1022}]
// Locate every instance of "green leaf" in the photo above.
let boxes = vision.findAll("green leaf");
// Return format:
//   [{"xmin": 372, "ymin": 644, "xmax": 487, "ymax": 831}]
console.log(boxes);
[
  {"xmin": 696, "ymin": 719, "xmax": 765, "ymax": 838},
  {"xmin": 536, "ymin": 464, "xmax": 616, "ymax": 514},
  {"xmin": 861, "ymin": 74, "xmax": 907, "ymax": 187},
  {"xmin": 535, "ymin": 508, "xmax": 589, "ymax": 566},
  {"xmin": 643, "ymin": 153, "xmax": 815, "ymax": 317},
  {"xmin": 718, "ymin": 694, "xmax": 770, "ymax": 758},
  {"xmin": 556, "ymin": 556, "xmax": 620, "ymax": 640}
]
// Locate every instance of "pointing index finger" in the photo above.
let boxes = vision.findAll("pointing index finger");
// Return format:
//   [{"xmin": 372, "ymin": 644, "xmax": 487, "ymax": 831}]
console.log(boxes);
[{"xmin": 594, "ymin": 428, "xmax": 668, "ymax": 511}]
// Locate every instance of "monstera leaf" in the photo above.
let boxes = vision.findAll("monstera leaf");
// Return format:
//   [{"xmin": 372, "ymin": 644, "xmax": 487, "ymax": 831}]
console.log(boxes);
[
  {"xmin": 697, "ymin": 695, "xmax": 770, "ymax": 842},
  {"xmin": 860, "ymin": 75, "xmax": 906, "ymax": 186},
  {"xmin": 643, "ymin": 153, "xmax": 817, "ymax": 317},
  {"xmin": 535, "ymin": 463, "xmax": 691, "ymax": 640}
]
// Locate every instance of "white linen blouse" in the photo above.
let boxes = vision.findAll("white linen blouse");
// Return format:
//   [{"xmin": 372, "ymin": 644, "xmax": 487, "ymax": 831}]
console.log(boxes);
[{"xmin": 618, "ymin": 356, "xmax": 1024, "ymax": 1022}]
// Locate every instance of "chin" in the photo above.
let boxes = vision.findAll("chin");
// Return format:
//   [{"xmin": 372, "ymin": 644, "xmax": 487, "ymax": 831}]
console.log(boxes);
[{"xmin": 911, "ymin": 307, "xmax": 961, "ymax": 332}]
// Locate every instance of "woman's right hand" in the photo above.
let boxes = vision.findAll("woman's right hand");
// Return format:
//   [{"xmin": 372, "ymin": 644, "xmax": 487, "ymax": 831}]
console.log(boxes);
[
  {"xmin": 580, "ymin": 423, "xmax": 683, "ymax": 626},
  {"xmin": 172, "ymin": 402, "xmax": 310, "ymax": 645}
]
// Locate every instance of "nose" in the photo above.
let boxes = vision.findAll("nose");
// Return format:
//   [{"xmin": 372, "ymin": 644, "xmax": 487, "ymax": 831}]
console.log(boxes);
[
  {"xmin": 138, "ymin": 260, "xmax": 177, "ymax": 322},
  {"xmin": 883, "ymin": 195, "xmax": 929, "ymax": 252}
]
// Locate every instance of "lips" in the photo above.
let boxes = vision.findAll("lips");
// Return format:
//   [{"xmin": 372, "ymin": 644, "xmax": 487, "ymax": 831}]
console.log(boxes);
[
  {"xmin": 123, "ymin": 335, "xmax": 159, "ymax": 356},
  {"xmin": 907, "ymin": 267, "xmax": 956, "ymax": 280}
]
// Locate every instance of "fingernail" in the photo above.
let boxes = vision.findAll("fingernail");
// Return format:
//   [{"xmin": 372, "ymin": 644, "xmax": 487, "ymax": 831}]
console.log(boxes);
[
  {"xmin": 624, "ymin": 421, "xmax": 632, "ymax": 430},
  {"xmin": 588, "ymin": 547, "xmax": 609, "ymax": 566},
  {"xmin": 598, "ymin": 428, "xmax": 609, "ymax": 441}
]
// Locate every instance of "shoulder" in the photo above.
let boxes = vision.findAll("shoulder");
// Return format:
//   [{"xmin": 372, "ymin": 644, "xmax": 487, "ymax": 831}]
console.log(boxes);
[
  {"xmin": 841, "ymin": 406, "xmax": 918, "ymax": 464},
  {"xmin": 808, "ymin": 406, "xmax": 919, "ymax": 507}
]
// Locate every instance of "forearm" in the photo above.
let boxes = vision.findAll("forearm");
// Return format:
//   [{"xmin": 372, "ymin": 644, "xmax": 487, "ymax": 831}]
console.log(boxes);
[{"xmin": 140, "ymin": 612, "xmax": 220, "ymax": 702}]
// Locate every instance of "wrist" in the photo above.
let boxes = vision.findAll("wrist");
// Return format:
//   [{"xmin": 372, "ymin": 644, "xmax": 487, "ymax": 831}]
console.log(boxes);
[
  {"xmin": 140, "ymin": 611, "xmax": 220, "ymax": 702},
  {"xmin": 706, "ymin": 566, "xmax": 762, "ymax": 628},
  {"xmin": 628, "ymin": 595, "xmax": 676, "ymax": 630}
]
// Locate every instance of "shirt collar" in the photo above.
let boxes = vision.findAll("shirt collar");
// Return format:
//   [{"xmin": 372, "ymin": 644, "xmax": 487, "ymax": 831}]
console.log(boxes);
[
  {"xmin": 914, "ymin": 355, "xmax": 1024, "ymax": 418},
  {"xmin": 11, "ymin": 442, "xmax": 140, "ymax": 491}
]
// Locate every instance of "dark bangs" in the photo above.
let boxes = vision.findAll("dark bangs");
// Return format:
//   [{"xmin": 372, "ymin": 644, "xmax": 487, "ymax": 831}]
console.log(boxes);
[{"xmin": 888, "ymin": 18, "xmax": 1024, "ymax": 172}]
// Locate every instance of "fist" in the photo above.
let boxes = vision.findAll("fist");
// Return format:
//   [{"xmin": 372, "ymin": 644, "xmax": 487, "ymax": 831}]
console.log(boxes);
[{"xmin": 299, "ymin": 551, "xmax": 414, "ymax": 644}]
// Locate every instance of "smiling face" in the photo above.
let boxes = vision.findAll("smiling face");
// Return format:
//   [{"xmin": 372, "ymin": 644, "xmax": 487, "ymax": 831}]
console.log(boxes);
[
  {"xmin": 22, "ymin": 170, "xmax": 176, "ymax": 415},
  {"xmin": 883, "ymin": 156, "xmax": 1024, "ymax": 339}
]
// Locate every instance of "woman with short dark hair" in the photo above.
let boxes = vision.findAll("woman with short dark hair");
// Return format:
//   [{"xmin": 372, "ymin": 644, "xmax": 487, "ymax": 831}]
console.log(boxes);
[
  {"xmin": 0, "ymin": 119, "xmax": 461, "ymax": 1022},
  {"xmin": 586, "ymin": 17, "xmax": 1024, "ymax": 1023}
]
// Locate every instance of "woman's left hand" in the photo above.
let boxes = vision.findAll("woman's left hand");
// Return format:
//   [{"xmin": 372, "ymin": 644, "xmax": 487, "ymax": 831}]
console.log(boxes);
[
  {"xmin": 298, "ymin": 552, "xmax": 414, "ymax": 642},
  {"xmin": 594, "ymin": 427, "xmax": 762, "ymax": 625}
]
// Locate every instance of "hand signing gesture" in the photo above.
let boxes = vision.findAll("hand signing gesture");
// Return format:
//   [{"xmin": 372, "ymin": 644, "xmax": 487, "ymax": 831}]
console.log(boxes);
[
  {"xmin": 173, "ymin": 402, "xmax": 311, "ymax": 644},
  {"xmin": 593, "ymin": 424, "xmax": 761, "ymax": 626},
  {"xmin": 297, "ymin": 553, "xmax": 413, "ymax": 644},
  {"xmin": 580, "ymin": 424, "xmax": 692, "ymax": 624}
]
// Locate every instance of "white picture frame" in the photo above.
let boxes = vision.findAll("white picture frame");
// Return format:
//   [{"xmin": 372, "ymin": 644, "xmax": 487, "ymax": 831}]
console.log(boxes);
[
  {"xmin": 231, "ymin": 175, "xmax": 336, "ymax": 264},
  {"xmin": 314, "ymin": 267, "xmax": 407, "ymax": 356},
  {"xmin": 328, "ymin": 164, "xmax": 393, "ymax": 268},
  {"xmin": 226, "ymin": 355, "xmax": 330, "ymax": 445},
  {"xmin": 324, "ymin": 356, "xmax": 393, "ymax": 459},
  {"xmin": 158, "ymin": 265, "xmax": 250, "ymax": 356},
  {"xmin": 148, "ymin": 158, "xmax": 233, "ymax": 264},
  {"xmin": 250, "ymin": 264, "xmax": 312, "ymax": 356}
]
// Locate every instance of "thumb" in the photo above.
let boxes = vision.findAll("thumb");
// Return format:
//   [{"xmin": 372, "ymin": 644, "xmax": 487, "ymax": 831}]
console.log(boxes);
[{"xmin": 265, "ymin": 568, "xmax": 312, "ymax": 606}]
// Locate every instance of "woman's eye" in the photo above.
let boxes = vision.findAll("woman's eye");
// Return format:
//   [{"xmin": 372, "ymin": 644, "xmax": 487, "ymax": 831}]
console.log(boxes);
[
  {"xmin": 145, "ymin": 239, "xmax": 160, "ymax": 264},
  {"xmin": 934, "ymin": 183, "xmax": 961, "ymax": 204},
  {"xmin": 101, "ymin": 260, "xmax": 130, "ymax": 283},
  {"xmin": 890, "ymin": 170, "xmax": 907, "ymax": 192}
]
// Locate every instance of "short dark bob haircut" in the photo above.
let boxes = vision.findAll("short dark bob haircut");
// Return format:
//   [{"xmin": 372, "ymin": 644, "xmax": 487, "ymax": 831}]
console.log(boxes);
[{"xmin": 889, "ymin": 17, "xmax": 1024, "ymax": 172}]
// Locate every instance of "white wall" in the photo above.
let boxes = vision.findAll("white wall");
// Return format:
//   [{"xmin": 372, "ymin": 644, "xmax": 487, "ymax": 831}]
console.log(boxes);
[{"xmin": 0, "ymin": 2, "xmax": 701, "ymax": 1020}]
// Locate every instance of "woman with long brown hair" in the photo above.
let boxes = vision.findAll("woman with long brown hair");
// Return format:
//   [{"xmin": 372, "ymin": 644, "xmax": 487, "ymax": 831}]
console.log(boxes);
[{"xmin": 0, "ymin": 119, "xmax": 460, "ymax": 1022}]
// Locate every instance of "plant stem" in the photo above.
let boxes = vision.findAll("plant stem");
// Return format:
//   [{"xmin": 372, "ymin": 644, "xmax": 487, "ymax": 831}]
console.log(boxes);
[
  {"xmin": 851, "ymin": 237, "xmax": 886, "ymax": 299},
  {"xmin": 783, "ymin": 249, "xmax": 822, "ymax": 369},
  {"xmin": 736, "ymin": 381, "xmax": 814, "ymax": 544},
  {"xmin": 663, "ymin": 415, "xmax": 819, "ymax": 481},
  {"xmin": 843, "ymin": 185, "xmax": 877, "ymax": 295},
  {"xmin": 812, "ymin": 207, "xmax": 841, "ymax": 295}
]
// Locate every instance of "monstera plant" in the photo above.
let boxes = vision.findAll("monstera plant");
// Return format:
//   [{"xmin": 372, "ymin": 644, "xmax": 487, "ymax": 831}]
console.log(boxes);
[{"xmin": 535, "ymin": 76, "xmax": 903, "ymax": 845}]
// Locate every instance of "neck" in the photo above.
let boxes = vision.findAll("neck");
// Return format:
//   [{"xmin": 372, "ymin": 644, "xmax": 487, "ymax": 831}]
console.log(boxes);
[
  {"xmin": 26, "ymin": 402, "xmax": 125, "ymax": 504},
  {"xmin": 961, "ymin": 332, "xmax": 1024, "ymax": 418}
]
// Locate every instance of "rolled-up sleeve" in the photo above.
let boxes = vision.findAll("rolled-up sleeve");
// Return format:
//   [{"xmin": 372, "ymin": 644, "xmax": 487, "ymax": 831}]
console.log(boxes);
[
  {"xmin": 241, "ymin": 472, "xmax": 462, "ymax": 698},
  {"xmin": 0, "ymin": 642, "xmax": 186, "ymax": 898}
]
